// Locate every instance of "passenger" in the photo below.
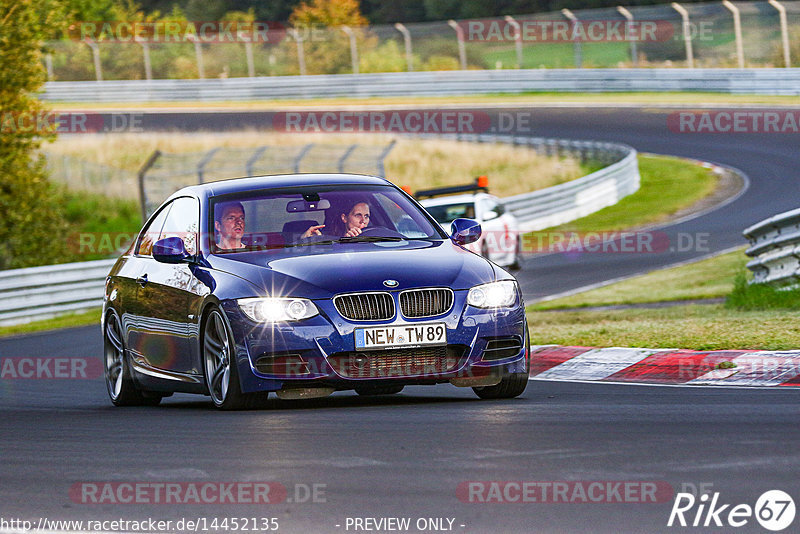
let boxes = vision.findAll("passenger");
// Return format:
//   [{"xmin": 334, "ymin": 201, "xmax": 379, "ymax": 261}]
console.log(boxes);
[
  {"xmin": 301, "ymin": 201, "xmax": 370, "ymax": 239},
  {"xmin": 214, "ymin": 201, "xmax": 246, "ymax": 249}
]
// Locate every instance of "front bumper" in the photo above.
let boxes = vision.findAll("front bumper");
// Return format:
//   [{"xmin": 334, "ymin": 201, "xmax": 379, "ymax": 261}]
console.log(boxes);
[{"xmin": 221, "ymin": 289, "xmax": 527, "ymax": 394}]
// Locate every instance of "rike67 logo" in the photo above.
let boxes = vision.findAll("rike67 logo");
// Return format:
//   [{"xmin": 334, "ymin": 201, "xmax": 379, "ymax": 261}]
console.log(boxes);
[{"xmin": 668, "ymin": 490, "xmax": 795, "ymax": 531}]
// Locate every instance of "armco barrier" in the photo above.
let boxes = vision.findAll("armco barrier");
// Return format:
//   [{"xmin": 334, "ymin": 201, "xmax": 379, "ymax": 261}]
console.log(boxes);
[
  {"xmin": 41, "ymin": 68, "xmax": 800, "ymax": 102},
  {"xmin": 0, "ymin": 135, "xmax": 638, "ymax": 326},
  {"xmin": 743, "ymin": 207, "xmax": 800, "ymax": 286},
  {"xmin": 0, "ymin": 259, "xmax": 115, "ymax": 326}
]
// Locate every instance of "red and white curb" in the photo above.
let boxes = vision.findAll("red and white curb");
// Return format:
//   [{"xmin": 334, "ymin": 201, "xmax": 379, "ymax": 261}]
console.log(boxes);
[{"xmin": 529, "ymin": 345, "xmax": 800, "ymax": 387}]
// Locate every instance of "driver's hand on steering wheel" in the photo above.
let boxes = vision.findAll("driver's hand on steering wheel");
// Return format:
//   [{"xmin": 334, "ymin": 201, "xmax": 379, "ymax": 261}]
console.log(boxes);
[{"xmin": 343, "ymin": 226, "xmax": 363, "ymax": 238}]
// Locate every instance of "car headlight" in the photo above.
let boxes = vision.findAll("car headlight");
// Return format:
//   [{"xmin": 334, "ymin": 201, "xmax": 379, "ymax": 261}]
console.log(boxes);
[
  {"xmin": 237, "ymin": 298, "xmax": 319, "ymax": 322},
  {"xmin": 467, "ymin": 280, "xmax": 519, "ymax": 308}
]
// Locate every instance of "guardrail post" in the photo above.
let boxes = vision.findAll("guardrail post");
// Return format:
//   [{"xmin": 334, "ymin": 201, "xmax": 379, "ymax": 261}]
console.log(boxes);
[
  {"xmin": 616, "ymin": 6, "xmax": 638, "ymax": 66},
  {"xmin": 197, "ymin": 148, "xmax": 220, "ymax": 184},
  {"xmin": 245, "ymin": 146, "xmax": 268, "ymax": 176},
  {"xmin": 722, "ymin": 0, "xmax": 744, "ymax": 68},
  {"xmin": 768, "ymin": 0, "xmax": 791, "ymax": 68},
  {"xmin": 394, "ymin": 23, "xmax": 414, "ymax": 72},
  {"xmin": 447, "ymin": 20, "xmax": 467, "ymax": 70},
  {"xmin": 84, "ymin": 39, "xmax": 102, "ymax": 81},
  {"xmin": 137, "ymin": 39, "xmax": 153, "ymax": 80},
  {"xmin": 342, "ymin": 26, "xmax": 359, "ymax": 74},
  {"xmin": 376, "ymin": 140, "xmax": 397, "ymax": 177},
  {"xmin": 294, "ymin": 143, "xmax": 315, "ymax": 173},
  {"xmin": 137, "ymin": 150, "xmax": 161, "ymax": 222},
  {"xmin": 338, "ymin": 144, "xmax": 358, "ymax": 173},
  {"xmin": 504, "ymin": 16, "xmax": 523, "ymax": 69},
  {"xmin": 671, "ymin": 2, "xmax": 694, "ymax": 68},
  {"xmin": 289, "ymin": 29, "xmax": 307, "ymax": 75},
  {"xmin": 561, "ymin": 9, "xmax": 582, "ymax": 69}
]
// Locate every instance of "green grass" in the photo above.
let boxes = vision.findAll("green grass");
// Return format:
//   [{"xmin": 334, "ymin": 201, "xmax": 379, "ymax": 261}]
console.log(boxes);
[
  {"xmin": 0, "ymin": 309, "xmax": 100, "ymax": 338},
  {"xmin": 483, "ymin": 42, "xmax": 631, "ymax": 69},
  {"xmin": 527, "ymin": 305, "xmax": 800, "ymax": 351},
  {"xmin": 540, "ymin": 154, "xmax": 719, "ymax": 234},
  {"xmin": 726, "ymin": 273, "xmax": 800, "ymax": 311},
  {"xmin": 534, "ymin": 249, "xmax": 748, "ymax": 310}
]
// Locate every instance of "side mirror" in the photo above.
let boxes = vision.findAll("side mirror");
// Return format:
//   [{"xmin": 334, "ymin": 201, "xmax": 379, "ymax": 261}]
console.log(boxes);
[
  {"xmin": 482, "ymin": 210, "xmax": 499, "ymax": 222},
  {"xmin": 153, "ymin": 237, "xmax": 190, "ymax": 264},
  {"xmin": 450, "ymin": 218, "xmax": 481, "ymax": 245}
]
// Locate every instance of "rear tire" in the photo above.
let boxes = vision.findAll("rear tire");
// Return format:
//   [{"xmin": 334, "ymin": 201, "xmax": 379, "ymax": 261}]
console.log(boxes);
[
  {"xmin": 355, "ymin": 385, "xmax": 404, "ymax": 396},
  {"xmin": 104, "ymin": 312, "xmax": 162, "ymax": 407},
  {"xmin": 202, "ymin": 307, "xmax": 267, "ymax": 410}
]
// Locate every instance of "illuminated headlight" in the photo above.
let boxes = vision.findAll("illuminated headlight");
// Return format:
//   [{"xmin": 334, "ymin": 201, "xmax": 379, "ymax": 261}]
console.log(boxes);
[
  {"xmin": 467, "ymin": 280, "xmax": 518, "ymax": 309},
  {"xmin": 237, "ymin": 298, "xmax": 319, "ymax": 322}
]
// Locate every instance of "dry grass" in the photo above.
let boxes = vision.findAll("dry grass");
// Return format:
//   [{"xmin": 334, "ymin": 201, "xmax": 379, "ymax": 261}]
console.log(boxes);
[{"xmin": 44, "ymin": 131, "xmax": 584, "ymax": 197}]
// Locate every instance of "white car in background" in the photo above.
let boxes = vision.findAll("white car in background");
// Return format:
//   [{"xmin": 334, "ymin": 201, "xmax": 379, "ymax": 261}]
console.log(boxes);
[{"xmin": 418, "ymin": 179, "xmax": 522, "ymax": 270}]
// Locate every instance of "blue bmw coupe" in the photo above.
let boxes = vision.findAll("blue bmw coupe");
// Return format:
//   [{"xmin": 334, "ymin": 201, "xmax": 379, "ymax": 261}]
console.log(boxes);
[{"xmin": 103, "ymin": 174, "xmax": 529, "ymax": 409}]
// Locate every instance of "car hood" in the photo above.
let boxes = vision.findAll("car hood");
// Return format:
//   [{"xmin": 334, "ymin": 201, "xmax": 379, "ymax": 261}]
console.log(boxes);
[{"xmin": 206, "ymin": 239, "xmax": 496, "ymax": 299}]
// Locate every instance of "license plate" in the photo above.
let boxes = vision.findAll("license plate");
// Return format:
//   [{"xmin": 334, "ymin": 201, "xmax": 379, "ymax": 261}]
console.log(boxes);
[{"xmin": 354, "ymin": 323, "xmax": 447, "ymax": 350}]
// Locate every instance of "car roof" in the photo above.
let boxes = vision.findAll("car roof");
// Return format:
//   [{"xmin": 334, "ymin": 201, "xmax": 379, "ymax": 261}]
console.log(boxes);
[
  {"xmin": 419, "ymin": 192, "xmax": 495, "ymax": 207},
  {"xmin": 169, "ymin": 173, "xmax": 394, "ymax": 200}
]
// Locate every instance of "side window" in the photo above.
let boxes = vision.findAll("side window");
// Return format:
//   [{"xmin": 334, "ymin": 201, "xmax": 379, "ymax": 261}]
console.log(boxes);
[
  {"xmin": 136, "ymin": 204, "xmax": 172, "ymax": 256},
  {"xmin": 159, "ymin": 197, "xmax": 199, "ymax": 255}
]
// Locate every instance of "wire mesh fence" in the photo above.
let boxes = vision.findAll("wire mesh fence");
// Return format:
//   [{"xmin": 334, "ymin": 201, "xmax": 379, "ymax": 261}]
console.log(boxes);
[{"xmin": 45, "ymin": 1, "xmax": 800, "ymax": 82}]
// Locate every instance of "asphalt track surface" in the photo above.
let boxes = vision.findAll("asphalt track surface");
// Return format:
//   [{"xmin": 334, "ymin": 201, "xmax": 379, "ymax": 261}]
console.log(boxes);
[{"xmin": 2, "ymin": 107, "xmax": 799, "ymax": 533}]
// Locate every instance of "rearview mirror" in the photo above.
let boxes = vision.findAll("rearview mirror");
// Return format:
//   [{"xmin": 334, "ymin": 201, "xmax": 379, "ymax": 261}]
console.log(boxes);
[
  {"xmin": 450, "ymin": 218, "xmax": 481, "ymax": 245},
  {"xmin": 286, "ymin": 199, "xmax": 331, "ymax": 213},
  {"xmin": 153, "ymin": 237, "xmax": 190, "ymax": 264}
]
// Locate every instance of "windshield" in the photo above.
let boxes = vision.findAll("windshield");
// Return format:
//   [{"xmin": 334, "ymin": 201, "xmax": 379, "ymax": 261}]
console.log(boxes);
[
  {"xmin": 209, "ymin": 184, "xmax": 444, "ymax": 253},
  {"xmin": 424, "ymin": 202, "xmax": 476, "ymax": 224}
]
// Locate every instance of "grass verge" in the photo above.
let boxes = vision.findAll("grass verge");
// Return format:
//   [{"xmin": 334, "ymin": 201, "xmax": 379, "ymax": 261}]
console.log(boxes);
[
  {"xmin": 51, "ymin": 92, "xmax": 800, "ymax": 110},
  {"xmin": 541, "ymin": 154, "xmax": 719, "ymax": 234},
  {"xmin": 527, "ymin": 305, "xmax": 800, "ymax": 351},
  {"xmin": 534, "ymin": 249, "xmax": 747, "ymax": 310},
  {"xmin": 0, "ymin": 309, "xmax": 100, "ymax": 339},
  {"xmin": 726, "ymin": 273, "xmax": 800, "ymax": 311}
]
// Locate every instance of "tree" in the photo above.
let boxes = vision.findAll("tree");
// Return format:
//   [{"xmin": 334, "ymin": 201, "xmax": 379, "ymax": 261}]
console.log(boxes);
[{"xmin": 0, "ymin": 0, "xmax": 69, "ymax": 269}]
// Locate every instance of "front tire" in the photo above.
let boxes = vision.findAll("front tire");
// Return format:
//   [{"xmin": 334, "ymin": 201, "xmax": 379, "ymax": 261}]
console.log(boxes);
[
  {"xmin": 202, "ymin": 307, "xmax": 266, "ymax": 410},
  {"xmin": 473, "ymin": 326, "xmax": 530, "ymax": 400},
  {"xmin": 104, "ymin": 312, "xmax": 161, "ymax": 406}
]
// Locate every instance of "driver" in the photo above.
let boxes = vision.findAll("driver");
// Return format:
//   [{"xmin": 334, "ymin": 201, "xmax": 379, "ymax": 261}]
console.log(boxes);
[
  {"xmin": 301, "ymin": 201, "xmax": 370, "ymax": 239},
  {"xmin": 214, "ymin": 201, "xmax": 246, "ymax": 249}
]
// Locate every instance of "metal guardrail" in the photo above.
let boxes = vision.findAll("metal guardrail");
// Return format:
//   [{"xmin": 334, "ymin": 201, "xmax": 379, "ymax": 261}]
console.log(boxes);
[
  {"xmin": 41, "ymin": 68, "xmax": 800, "ymax": 102},
  {"xmin": 1, "ymin": 135, "xmax": 637, "ymax": 326},
  {"xmin": 0, "ymin": 259, "xmax": 115, "ymax": 326},
  {"xmin": 743, "ymin": 207, "xmax": 800, "ymax": 286}
]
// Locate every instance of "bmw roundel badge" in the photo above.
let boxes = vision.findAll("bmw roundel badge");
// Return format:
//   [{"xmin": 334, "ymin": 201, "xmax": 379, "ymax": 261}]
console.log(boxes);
[{"xmin": 383, "ymin": 279, "xmax": 399, "ymax": 288}]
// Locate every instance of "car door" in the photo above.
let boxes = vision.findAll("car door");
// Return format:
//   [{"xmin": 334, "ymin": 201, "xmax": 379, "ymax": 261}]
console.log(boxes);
[{"xmin": 135, "ymin": 197, "xmax": 202, "ymax": 375}]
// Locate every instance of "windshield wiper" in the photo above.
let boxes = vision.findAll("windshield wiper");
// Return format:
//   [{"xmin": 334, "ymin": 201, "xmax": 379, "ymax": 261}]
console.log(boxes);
[{"xmin": 282, "ymin": 239, "xmax": 339, "ymax": 248}]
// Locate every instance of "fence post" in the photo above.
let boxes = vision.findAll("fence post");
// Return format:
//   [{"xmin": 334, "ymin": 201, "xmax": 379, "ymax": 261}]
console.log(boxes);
[
  {"xmin": 244, "ymin": 39, "xmax": 256, "ymax": 77},
  {"xmin": 197, "ymin": 148, "xmax": 220, "ymax": 184},
  {"xmin": 504, "ymin": 16, "xmax": 523, "ymax": 69},
  {"xmin": 188, "ymin": 35, "xmax": 205, "ymax": 79},
  {"xmin": 722, "ymin": 0, "xmax": 744, "ymax": 68},
  {"xmin": 377, "ymin": 140, "xmax": 397, "ymax": 177},
  {"xmin": 394, "ymin": 23, "xmax": 414, "ymax": 72},
  {"xmin": 45, "ymin": 53, "xmax": 54, "ymax": 80},
  {"xmin": 616, "ymin": 6, "xmax": 638, "ymax": 66},
  {"xmin": 137, "ymin": 39, "xmax": 153, "ymax": 80},
  {"xmin": 294, "ymin": 144, "xmax": 315, "ymax": 173},
  {"xmin": 246, "ymin": 146, "xmax": 268, "ymax": 176},
  {"xmin": 671, "ymin": 2, "xmax": 694, "ymax": 68},
  {"xmin": 561, "ymin": 9, "xmax": 582, "ymax": 68},
  {"xmin": 84, "ymin": 39, "xmax": 103, "ymax": 81},
  {"xmin": 342, "ymin": 26, "xmax": 359, "ymax": 74},
  {"xmin": 289, "ymin": 29, "xmax": 306, "ymax": 75},
  {"xmin": 447, "ymin": 20, "xmax": 467, "ymax": 70},
  {"xmin": 337, "ymin": 144, "xmax": 358, "ymax": 173},
  {"xmin": 137, "ymin": 150, "xmax": 162, "ymax": 222},
  {"xmin": 769, "ymin": 0, "xmax": 791, "ymax": 68}
]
